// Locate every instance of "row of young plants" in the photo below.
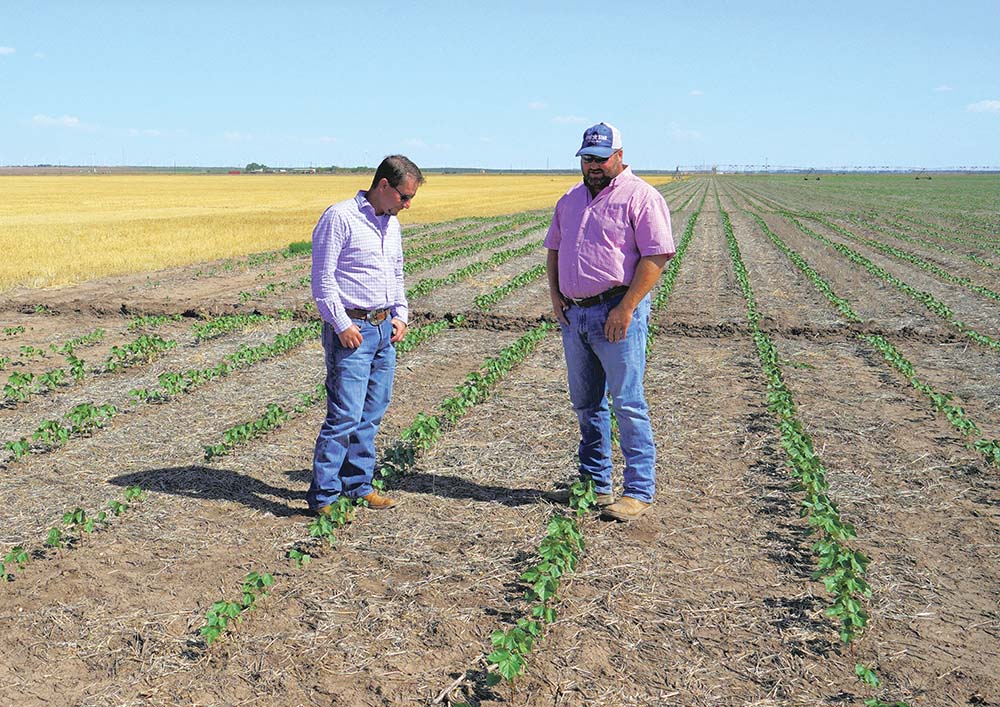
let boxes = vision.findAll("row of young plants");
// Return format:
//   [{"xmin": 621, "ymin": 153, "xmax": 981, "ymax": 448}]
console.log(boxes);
[
  {"xmin": 722, "ymin": 193, "xmax": 913, "ymax": 705},
  {"xmin": 473, "ymin": 263, "xmax": 546, "ymax": 311},
  {"xmin": 841, "ymin": 218, "xmax": 1000, "ymax": 301},
  {"xmin": 874, "ymin": 212, "xmax": 1000, "ymax": 255},
  {"xmin": 485, "ymin": 483, "xmax": 594, "ymax": 685},
  {"xmin": 898, "ymin": 211, "xmax": 1000, "ymax": 247},
  {"xmin": 200, "ymin": 323, "xmax": 553, "ymax": 646},
  {"xmin": 405, "ymin": 223, "xmax": 546, "ymax": 274},
  {"xmin": 103, "ymin": 333, "xmax": 178, "ymax": 371},
  {"xmin": 130, "ymin": 320, "xmax": 323, "ymax": 403},
  {"xmin": 407, "ymin": 239, "xmax": 543, "ymax": 299},
  {"xmin": 201, "ymin": 317, "xmax": 462, "ymax": 462},
  {"xmin": 743, "ymin": 208, "xmax": 1000, "ymax": 472},
  {"xmin": 786, "ymin": 215, "xmax": 1000, "ymax": 352},
  {"xmin": 1, "ymin": 328, "xmax": 105, "ymax": 401},
  {"xmin": 4, "ymin": 401, "xmax": 118, "ymax": 461},
  {"xmin": 646, "ymin": 188, "xmax": 706, "ymax": 352},
  {"xmin": 238, "ymin": 275, "xmax": 311, "ymax": 303},
  {"xmin": 192, "ymin": 312, "xmax": 275, "ymax": 341},
  {"xmin": 199, "ymin": 571, "xmax": 275, "ymax": 645},
  {"xmin": 404, "ymin": 214, "xmax": 544, "ymax": 261},
  {"xmin": 2, "ymin": 321, "xmax": 321, "ymax": 464},
  {"xmin": 1, "ymin": 485, "xmax": 146, "ymax": 582},
  {"xmin": 720, "ymin": 201, "xmax": 874, "ymax": 645},
  {"xmin": 854, "ymin": 214, "xmax": 1000, "ymax": 272}
]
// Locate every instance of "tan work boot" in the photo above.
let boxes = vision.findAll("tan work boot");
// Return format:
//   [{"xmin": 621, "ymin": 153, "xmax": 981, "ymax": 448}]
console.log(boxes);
[
  {"xmin": 542, "ymin": 487, "xmax": 615, "ymax": 507},
  {"xmin": 360, "ymin": 491, "xmax": 397, "ymax": 509},
  {"xmin": 601, "ymin": 496, "xmax": 651, "ymax": 522}
]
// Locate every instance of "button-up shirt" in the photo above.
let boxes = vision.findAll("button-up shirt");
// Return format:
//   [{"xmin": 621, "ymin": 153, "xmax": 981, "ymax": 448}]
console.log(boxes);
[
  {"xmin": 311, "ymin": 191, "xmax": 408, "ymax": 333},
  {"xmin": 544, "ymin": 167, "xmax": 674, "ymax": 300}
]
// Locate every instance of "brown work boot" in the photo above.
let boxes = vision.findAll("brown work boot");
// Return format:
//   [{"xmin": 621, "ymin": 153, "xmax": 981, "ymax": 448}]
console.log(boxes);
[
  {"xmin": 601, "ymin": 496, "xmax": 651, "ymax": 522},
  {"xmin": 542, "ymin": 487, "xmax": 615, "ymax": 507},
  {"xmin": 360, "ymin": 491, "xmax": 397, "ymax": 509}
]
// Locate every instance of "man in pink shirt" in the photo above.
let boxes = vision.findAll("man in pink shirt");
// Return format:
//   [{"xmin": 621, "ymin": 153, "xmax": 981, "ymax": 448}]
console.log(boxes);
[{"xmin": 544, "ymin": 122, "xmax": 675, "ymax": 521}]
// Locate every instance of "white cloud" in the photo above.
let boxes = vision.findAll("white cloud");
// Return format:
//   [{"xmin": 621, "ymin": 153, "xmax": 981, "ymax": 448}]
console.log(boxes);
[
  {"xmin": 129, "ymin": 128, "xmax": 163, "ymax": 137},
  {"xmin": 479, "ymin": 136, "xmax": 494, "ymax": 143},
  {"xmin": 0, "ymin": 47, "xmax": 15, "ymax": 56},
  {"xmin": 669, "ymin": 122, "xmax": 702, "ymax": 141},
  {"xmin": 934, "ymin": 84, "xmax": 953, "ymax": 92},
  {"xmin": 33, "ymin": 114, "xmax": 82, "ymax": 128},
  {"xmin": 224, "ymin": 131, "xmax": 253, "ymax": 141},
  {"xmin": 968, "ymin": 100, "xmax": 1000, "ymax": 113},
  {"xmin": 34, "ymin": 52, "xmax": 46, "ymax": 59},
  {"xmin": 690, "ymin": 89, "xmax": 704, "ymax": 96},
  {"xmin": 552, "ymin": 115, "xmax": 588, "ymax": 124},
  {"xmin": 405, "ymin": 138, "xmax": 428, "ymax": 148},
  {"xmin": 317, "ymin": 136, "xmax": 337, "ymax": 143},
  {"xmin": 527, "ymin": 101, "xmax": 547, "ymax": 110}
]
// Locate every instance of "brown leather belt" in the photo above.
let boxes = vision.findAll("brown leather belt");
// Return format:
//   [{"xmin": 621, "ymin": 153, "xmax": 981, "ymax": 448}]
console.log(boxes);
[
  {"xmin": 568, "ymin": 285, "xmax": 629, "ymax": 308},
  {"xmin": 345, "ymin": 307, "xmax": 390, "ymax": 324}
]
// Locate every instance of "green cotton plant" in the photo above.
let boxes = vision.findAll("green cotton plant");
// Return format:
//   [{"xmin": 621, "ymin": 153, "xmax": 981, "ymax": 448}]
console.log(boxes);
[
  {"xmin": 0, "ymin": 545, "xmax": 30, "ymax": 581},
  {"xmin": 4, "ymin": 437, "xmax": 30, "ymax": 460},
  {"xmin": 200, "ymin": 571, "xmax": 275, "ymax": 646},
  {"xmin": 3, "ymin": 371, "xmax": 36, "ymax": 402}
]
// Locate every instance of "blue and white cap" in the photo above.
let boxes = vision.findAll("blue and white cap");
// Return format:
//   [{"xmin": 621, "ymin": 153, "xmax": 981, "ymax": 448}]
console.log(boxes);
[{"xmin": 575, "ymin": 122, "xmax": 622, "ymax": 158}]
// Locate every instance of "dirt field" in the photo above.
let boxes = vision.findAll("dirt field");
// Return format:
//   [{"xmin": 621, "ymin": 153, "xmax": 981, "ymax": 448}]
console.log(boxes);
[{"xmin": 1, "ymin": 176, "xmax": 998, "ymax": 706}]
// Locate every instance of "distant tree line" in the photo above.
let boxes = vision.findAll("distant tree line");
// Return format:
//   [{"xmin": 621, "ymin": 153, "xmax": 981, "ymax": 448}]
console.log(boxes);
[{"xmin": 244, "ymin": 162, "xmax": 371, "ymax": 174}]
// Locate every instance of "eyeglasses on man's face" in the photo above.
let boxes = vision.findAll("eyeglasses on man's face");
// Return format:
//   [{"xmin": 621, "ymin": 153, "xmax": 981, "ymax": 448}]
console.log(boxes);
[
  {"xmin": 581, "ymin": 152, "xmax": 618, "ymax": 164},
  {"xmin": 391, "ymin": 183, "xmax": 415, "ymax": 202}
]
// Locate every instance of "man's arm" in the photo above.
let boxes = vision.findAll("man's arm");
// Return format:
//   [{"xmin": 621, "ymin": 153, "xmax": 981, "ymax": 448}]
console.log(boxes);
[
  {"xmin": 546, "ymin": 248, "xmax": 569, "ymax": 325},
  {"xmin": 603, "ymin": 253, "xmax": 670, "ymax": 343}
]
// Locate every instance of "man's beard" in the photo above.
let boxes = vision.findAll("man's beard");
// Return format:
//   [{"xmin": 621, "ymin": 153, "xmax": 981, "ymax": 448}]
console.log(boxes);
[{"xmin": 584, "ymin": 172, "xmax": 612, "ymax": 192}]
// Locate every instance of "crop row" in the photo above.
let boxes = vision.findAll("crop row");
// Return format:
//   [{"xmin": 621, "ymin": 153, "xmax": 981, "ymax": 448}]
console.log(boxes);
[
  {"xmin": 741, "ymin": 207, "xmax": 1000, "ymax": 472},
  {"xmin": 130, "ymin": 320, "xmax": 322, "ymax": 403},
  {"xmin": 405, "ymin": 222, "xmax": 545, "ymax": 274},
  {"xmin": 201, "ymin": 323, "xmax": 555, "ymax": 647},
  {"xmin": 722, "ymin": 197, "xmax": 912, "ymax": 705},
  {"xmin": 201, "ymin": 316, "xmax": 462, "ymax": 462},
  {"xmin": 0, "ymin": 485, "xmax": 146, "ymax": 582},
  {"xmin": 720, "ymin": 199, "xmax": 873, "ymax": 645},
  {"xmin": 787, "ymin": 215, "xmax": 1000, "ymax": 352},
  {"xmin": 404, "ymin": 214, "xmax": 543, "ymax": 260},
  {"xmin": 853, "ymin": 215, "xmax": 1000, "ymax": 272},
  {"xmin": 407, "ymin": 239, "xmax": 543, "ymax": 299},
  {"xmin": 473, "ymin": 264, "xmax": 546, "ymax": 311},
  {"xmin": 843, "ymin": 218, "xmax": 1000, "ymax": 293}
]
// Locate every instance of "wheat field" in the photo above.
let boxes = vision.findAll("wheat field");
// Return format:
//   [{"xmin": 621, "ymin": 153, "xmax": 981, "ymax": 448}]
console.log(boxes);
[{"xmin": 0, "ymin": 172, "xmax": 630, "ymax": 292}]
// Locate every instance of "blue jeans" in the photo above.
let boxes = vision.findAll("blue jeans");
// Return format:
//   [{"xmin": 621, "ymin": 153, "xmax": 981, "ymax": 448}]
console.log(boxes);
[
  {"xmin": 559, "ymin": 294, "xmax": 656, "ymax": 503},
  {"xmin": 307, "ymin": 318, "xmax": 395, "ymax": 509}
]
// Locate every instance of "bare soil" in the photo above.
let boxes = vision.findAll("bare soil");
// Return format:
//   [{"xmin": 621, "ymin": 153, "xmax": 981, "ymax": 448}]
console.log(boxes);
[{"xmin": 1, "ymin": 179, "xmax": 997, "ymax": 706}]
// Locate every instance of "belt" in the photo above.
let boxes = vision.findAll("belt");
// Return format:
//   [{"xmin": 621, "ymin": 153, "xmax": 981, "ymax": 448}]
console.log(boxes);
[
  {"xmin": 567, "ymin": 285, "xmax": 629, "ymax": 308},
  {"xmin": 345, "ymin": 307, "xmax": 390, "ymax": 324}
]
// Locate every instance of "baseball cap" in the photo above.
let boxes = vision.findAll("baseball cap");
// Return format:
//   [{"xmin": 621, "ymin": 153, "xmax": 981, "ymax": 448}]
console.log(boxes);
[{"xmin": 575, "ymin": 122, "xmax": 622, "ymax": 158}]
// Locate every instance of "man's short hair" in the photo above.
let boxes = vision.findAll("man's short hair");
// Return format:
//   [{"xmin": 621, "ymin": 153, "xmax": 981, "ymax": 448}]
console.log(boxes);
[{"xmin": 371, "ymin": 155, "xmax": 425, "ymax": 189}]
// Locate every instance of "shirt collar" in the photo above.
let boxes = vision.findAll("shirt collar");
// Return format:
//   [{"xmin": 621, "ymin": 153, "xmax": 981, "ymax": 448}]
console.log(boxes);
[{"xmin": 355, "ymin": 190, "xmax": 389, "ymax": 225}]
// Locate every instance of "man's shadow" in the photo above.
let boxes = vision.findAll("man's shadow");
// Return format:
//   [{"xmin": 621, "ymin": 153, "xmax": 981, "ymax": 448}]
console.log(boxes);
[{"xmin": 109, "ymin": 465, "xmax": 544, "ymax": 515}]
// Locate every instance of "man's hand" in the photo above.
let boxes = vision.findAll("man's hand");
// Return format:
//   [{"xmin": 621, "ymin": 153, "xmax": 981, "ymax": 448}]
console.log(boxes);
[
  {"xmin": 551, "ymin": 294, "xmax": 570, "ymax": 325},
  {"xmin": 604, "ymin": 303, "xmax": 633, "ymax": 343},
  {"xmin": 338, "ymin": 324, "xmax": 363, "ymax": 348},
  {"xmin": 390, "ymin": 318, "xmax": 407, "ymax": 343}
]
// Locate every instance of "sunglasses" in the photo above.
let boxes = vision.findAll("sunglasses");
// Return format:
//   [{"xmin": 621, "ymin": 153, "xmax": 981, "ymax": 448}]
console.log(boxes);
[
  {"xmin": 391, "ymin": 184, "xmax": 415, "ymax": 202},
  {"xmin": 581, "ymin": 153, "xmax": 616, "ymax": 164}
]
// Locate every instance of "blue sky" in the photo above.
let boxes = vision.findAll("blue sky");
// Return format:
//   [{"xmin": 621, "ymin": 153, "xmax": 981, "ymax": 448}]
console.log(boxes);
[{"xmin": 1, "ymin": 1, "xmax": 997, "ymax": 170}]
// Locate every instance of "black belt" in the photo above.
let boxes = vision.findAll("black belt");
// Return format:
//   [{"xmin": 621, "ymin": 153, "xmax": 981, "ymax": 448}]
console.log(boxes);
[
  {"xmin": 567, "ymin": 285, "xmax": 629, "ymax": 308},
  {"xmin": 345, "ymin": 307, "xmax": 390, "ymax": 324}
]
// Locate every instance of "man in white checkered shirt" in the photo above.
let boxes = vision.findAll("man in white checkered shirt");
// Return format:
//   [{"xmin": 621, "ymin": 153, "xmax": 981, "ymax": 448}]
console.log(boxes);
[{"xmin": 307, "ymin": 155, "xmax": 424, "ymax": 516}]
